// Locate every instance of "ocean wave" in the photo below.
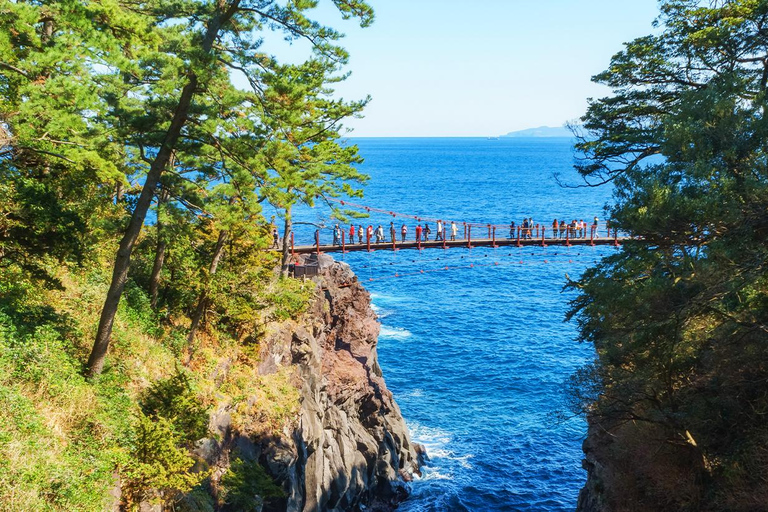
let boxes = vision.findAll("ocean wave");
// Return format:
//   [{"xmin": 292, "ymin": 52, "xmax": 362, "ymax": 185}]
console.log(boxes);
[
  {"xmin": 379, "ymin": 325, "xmax": 411, "ymax": 340},
  {"xmin": 420, "ymin": 469, "xmax": 454, "ymax": 481},
  {"xmin": 408, "ymin": 423, "xmax": 452, "ymax": 451},
  {"xmin": 408, "ymin": 423, "xmax": 475, "ymax": 473},
  {"xmin": 401, "ymin": 388, "xmax": 424, "ymax": 398},
  {"xmin": 369, "ymin": 292, "xmax": 407, "ymax": 304},
  {"xmin": 370, "ymin": 303, "xmax": 393, "ymax": 319}
]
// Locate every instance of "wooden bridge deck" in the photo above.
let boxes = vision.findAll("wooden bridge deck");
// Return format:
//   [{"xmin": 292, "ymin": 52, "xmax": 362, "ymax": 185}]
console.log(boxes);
[{"xmin": 290, "ymin": 236, "xmax": 628, "ymax": 254}]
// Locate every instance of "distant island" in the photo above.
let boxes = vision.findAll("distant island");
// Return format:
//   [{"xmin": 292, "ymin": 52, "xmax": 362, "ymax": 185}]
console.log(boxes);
[{"xmin": 501, "ymin": 125, "xmax": 574, "ymax": 138}]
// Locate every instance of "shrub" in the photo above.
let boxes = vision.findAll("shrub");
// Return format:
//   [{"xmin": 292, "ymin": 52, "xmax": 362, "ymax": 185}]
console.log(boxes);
[
  {"xmin": 220, "ymin": 458, "xmax": 285, "ymax": 511},
  {"xmin": 140, "ymin": 370, "xmax": 209, "ymax": 443},
  {"xmin": 122, "ymin": 412, "xmax": 206, "ymax": 507}
]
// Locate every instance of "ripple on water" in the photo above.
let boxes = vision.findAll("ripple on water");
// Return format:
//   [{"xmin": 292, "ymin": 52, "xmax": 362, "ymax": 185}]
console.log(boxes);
[{"xmin": 296, "ymin": 138, "xmax": 618, "ymax": 511}]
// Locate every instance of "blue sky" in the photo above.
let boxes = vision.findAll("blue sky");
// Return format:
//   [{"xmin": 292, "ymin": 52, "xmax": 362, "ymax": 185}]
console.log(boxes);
[{"xmin": 263, "ymin": 0, "xmax": 661, "ymax": 137}]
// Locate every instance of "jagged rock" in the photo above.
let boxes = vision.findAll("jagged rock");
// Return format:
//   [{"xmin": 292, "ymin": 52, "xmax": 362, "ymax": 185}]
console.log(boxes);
[{"xmin": 199, "ymin": 257, "xmax": 420, "ymax": 511}]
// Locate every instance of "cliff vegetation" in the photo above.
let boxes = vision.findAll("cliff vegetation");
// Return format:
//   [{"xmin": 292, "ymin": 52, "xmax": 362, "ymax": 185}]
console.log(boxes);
[
  {"xmin": 0, "ymin": 0, "xmax": 422, "ymax": 510},
  {"xmin": 569, "ymin": 1, "xmax": 768, "ymax": 510}
]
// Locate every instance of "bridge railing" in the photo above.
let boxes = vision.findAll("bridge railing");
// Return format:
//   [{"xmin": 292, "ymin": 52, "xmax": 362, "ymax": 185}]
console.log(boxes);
[{"xmin": 290, "ymin": 221, "xmax": 627, "ymax": 254}]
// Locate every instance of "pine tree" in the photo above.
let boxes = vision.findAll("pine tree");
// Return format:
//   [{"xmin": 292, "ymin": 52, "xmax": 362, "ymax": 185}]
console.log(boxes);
[{"xmin": 569, "ymin": 1, "xmax": 768, "ymax": 507}]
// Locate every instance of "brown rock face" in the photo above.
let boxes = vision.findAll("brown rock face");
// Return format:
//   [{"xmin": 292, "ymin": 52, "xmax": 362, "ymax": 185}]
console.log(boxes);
[
  {"xmin": 285, "ymin": 256, "xmax": 419, "ymax": 512},
  {"xmin": 200, "ymin": 255, "xmax": 419, "ymax": 512}
]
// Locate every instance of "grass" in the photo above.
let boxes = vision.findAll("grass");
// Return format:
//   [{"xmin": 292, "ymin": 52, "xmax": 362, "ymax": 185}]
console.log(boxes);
[{"xmin": 0, "ymin": 262, "xmax": 308, "ymax": 511}]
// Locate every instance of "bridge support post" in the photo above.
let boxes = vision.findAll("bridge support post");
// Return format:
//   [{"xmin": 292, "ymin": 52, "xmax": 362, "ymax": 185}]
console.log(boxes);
[
  {"xmin": 565, "ymin": 227, "xmax": 571, "ymax": 247},
  {"xmin": 536, "ymin": 224, "xmax": 540, "ymax": 238},
  {"xmin": 463, "ymin": 222, "xmax": 467, "ymax": 240},
  {"xmin": 516, "ymin": 226, "xmax": 521, "ymax": 247},
  {"xmin": 467, "ymin": 226, "xmax": 472, "ymax": 249},
  {"xmin": 590, "ymin": 226, "xmax": 595, "ymax": 246},
  {"xmin": 342, "ymin": 231, "xmax": 347, "ymax": 253},
  {"xmin": 315, "ymin": 230, "xmax": 320, "ymax": 258},
  {"xmin": 291, "ymin": 231, "xmax": 295, "ymax": 259},
  {"xmin": 541, "ymin": 227, "xmax": 547, "ymax": 247},
  {"xmin": 392, "ymin": 236, "xmax": 397, "ymax": 252},
  {"xmin": 614, "ymin": 229, "xmax": 620, "ymax": 247},
  {"xmin": 488, "ymin": 224, "xmax": 491, "ymax": 239},
  {"xmin": 492, "ymin": 226, "xmax": 498, "ymax": 248},
  {"xmin": 366, "ymin": 231, "xmax": 371, "ymax": 252},
  {"xmin": 442, "ymin": 230, "xmax": 447, "ymax": 250}
]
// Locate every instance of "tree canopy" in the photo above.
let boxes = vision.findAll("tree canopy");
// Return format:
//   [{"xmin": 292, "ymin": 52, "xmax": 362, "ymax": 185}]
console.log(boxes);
[
  {"xmin": 569, "ymin": 1, "xmax": 768, "ymax": 509},
  {"xmin": 0, "ymin": 0, "xmax": 374, "ymax": 376}
]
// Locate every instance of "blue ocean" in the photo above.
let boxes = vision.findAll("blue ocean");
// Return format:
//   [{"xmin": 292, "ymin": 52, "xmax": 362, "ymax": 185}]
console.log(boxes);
[{"xmin": 291, "ymin": 138, "xmax": 616, "ymax": 511}]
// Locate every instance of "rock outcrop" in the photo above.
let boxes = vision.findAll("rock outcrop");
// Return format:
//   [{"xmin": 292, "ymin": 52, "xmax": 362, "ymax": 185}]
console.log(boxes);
[
  {"xmin": 197, "ymin": 254, "xmax": 419, "ymax": 511},
  {"xmin": 576, "ymin": 417, "xmax": 708, "ymax": 512}
]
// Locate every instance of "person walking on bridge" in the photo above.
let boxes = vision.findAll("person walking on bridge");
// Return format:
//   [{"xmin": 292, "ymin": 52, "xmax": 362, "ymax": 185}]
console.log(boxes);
[
  {"xmin": 333, "ymin": 224, "xmax": 341, "ymax": 246},
  {"xmin": 367, "ymin": 225, "xmax": 373, "ymax": 244},
  {"xmin": 552, "ymin": 219, "xmax": 558, "ymax": 239},
  {"xmin": 358, "ymin": 225, "xmax": 364, "ymax": 244},
  {"xmin": 269, "ymin": 216, "xmax": 279, "ymax": 248},
  {"xmin": 415, "ymin": 224, "xmax": 423, "ymax": 242},
  {"xmin": 436, "ymin": 220, "xmax": 444, "ymax": 241},
  {"xmin": 376, "ymin": 225, "xmax": 384, "ymax": 243},
  {"xmin": 349, "ymin": 224, "xmax": 355, "ymax": 243},
  {"xmin": 401, "ymin": 224, "xmax": 408, "ymax": 242},
  {"xmin": 390, "ymin": 222, "xmax": 396, "ymax": 243},
  {"xmin": 509, "ymin": 221, "xmax": 516, "ymax": 239},
  {"xmin": 423, "ymin": 223, "xmax": 431, "ymax": 241},
  {"xmin": 450, "ymin": 221, "xmax": 458, "ymax": 241}
]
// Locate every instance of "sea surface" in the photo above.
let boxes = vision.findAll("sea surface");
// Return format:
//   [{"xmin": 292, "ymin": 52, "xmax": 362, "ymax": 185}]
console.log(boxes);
[{"xmin": 290, "ymin": 138, "xmax": 617, "ymax": 511}]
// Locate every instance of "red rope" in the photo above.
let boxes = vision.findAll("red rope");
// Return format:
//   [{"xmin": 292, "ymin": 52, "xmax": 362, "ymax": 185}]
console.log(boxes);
[
  {"xmin": 364, "ymin": 256, "xmax": 598, "ymax": 282},
  {"xmin": 328, "ymin": 197, "xmax": 600, "ymax": 232}
]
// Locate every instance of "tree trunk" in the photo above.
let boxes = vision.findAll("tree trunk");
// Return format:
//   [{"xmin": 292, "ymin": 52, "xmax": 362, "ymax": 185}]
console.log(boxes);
[
  {"xmin": 86, "ymin": 3, "xmax": 240, "ymax": 377},
  {"xmin": 186, "ymin": 229, "xmax": 228, "ymax": 347},
  {"xmin": 150, "ymin": 188, "xmax": 169, "ymax": 310},
  {"xmin": 280, "ymin": 206, "xmax": 292, "ymax": 278},
  {"xmin": 115, "ymin": 181, "xmax": 124, "ymax": 202}
]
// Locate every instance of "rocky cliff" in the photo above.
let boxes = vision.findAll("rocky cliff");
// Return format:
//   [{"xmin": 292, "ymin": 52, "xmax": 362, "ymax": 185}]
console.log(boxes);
[
  {"xmin": 196, "ymin": 255, "xmax": 420, "ymax": 511},
  {"xmin": 576, "ymin": 417, "xmax": 708, "ymax": 512}
]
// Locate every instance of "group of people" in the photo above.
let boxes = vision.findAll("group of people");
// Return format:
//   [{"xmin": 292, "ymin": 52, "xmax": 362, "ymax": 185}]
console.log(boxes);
[
  {"xmin": 509, "ymin": 216, "xmax": 600, "ymax": 239},
  {"xmin": 327, "ymin": 216, "xmax": 601, "ymax": 246},
  {"xmin": 332, "ymin": 220, "xmax": 462, "ymax": 246},
  {"xmin": 551, "ymin": 217, "xmax": 599, "ymax": 239}
]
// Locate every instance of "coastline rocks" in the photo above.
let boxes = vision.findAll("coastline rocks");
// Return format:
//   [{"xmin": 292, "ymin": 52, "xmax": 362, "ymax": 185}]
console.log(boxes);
[
  {"xmin": 576, "ymin": 423, "xmax": 608, "ymax": 512},
  {"xmin": 284, "ymin": 257, "xmax": 419, "ymax": 511},
  {"xmin": 198, "ymin": 256, "xmax": 419, "ymax": 511}
]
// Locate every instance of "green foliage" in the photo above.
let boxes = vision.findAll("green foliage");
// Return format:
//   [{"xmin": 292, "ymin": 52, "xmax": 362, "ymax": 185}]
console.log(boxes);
[
  {"xmin": 122, "ymin": 281, "xmax": 163, "ymax": 338},
  {"xmin": 140, "ymin": 370, "xmax": 209, "ymax": 444},
  {"xmin": 175, "ymin": 486, "xmax": 216, "ymax": 512},
  {"xmin": 569, "ymin": 0, "xmax": 768, "ymax": 508},
  {"xmin": 0, "ymin": 0, "xmax": 373, "ymax": 507},
  {"xmin": 264, "ymin": 278, "xmax": 314, "ymax": 321},
  {"xmin": 122, "ymin": 412, "xmax": 206, "ymax": 506},
  {"xmin": 0, "ymin": 288, "xmax": 121, "ymax": 511},
  {"xmin": 220, "ymin": 458, "xmax": 285, "ymax": 510}
]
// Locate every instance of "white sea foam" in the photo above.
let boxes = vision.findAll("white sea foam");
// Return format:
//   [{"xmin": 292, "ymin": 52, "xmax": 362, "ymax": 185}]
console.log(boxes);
[
  {"xmin": 456, "ymin": 454, "xmax": 475, "ymax": 469},
  {"xmin": 408, "ymin": 423, "xmax": 452, "ymax": 452},
  {"xmin": 378, "ymin": 326, "xmax": 411, "ymax": 340},
  {"xmin": 369, "ymin": 292, "xmax": 406, "ymax": 303},
  {"xmin": 420, "ymin": 469, "xmax": 454, "ymax": 481},
  {"xmin": 401, "ymin": 388, "xmax": 424, "ymax": 398},
  {"xmin": 370, "ymin": 303, "xmax": 393, "ymax": 319},
  {"xmin": 408, "ymin": 422, "xmax": 475, "ymax": 474}
]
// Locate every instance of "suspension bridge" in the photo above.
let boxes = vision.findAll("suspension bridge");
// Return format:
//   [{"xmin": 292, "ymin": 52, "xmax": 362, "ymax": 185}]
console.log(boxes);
[{"xmin": 279, "ymin": 198, "xmax": 629, "ymax": 256}]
